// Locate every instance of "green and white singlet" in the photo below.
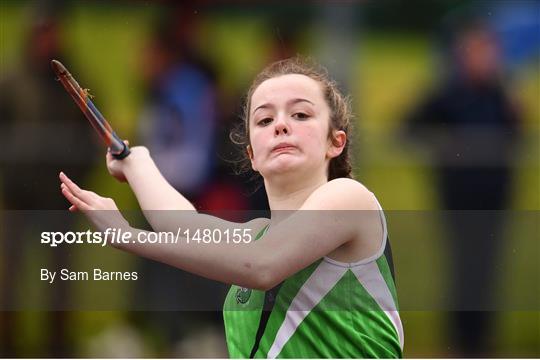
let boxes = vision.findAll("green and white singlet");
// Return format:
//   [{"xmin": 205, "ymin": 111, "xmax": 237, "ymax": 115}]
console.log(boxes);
[{"xmin": 223, "ymin": 204, "xmax": 403, "ymax": 358}]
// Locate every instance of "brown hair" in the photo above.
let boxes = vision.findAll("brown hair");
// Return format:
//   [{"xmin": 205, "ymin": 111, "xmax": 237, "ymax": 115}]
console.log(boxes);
[{"xmin": 230, "ymin": 56, "xmax": 353, "ymax": 183}]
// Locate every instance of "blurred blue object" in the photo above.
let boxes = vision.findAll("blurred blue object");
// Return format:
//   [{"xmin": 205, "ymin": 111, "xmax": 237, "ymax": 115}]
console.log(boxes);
[{"xmin": 490, "ymin": 0, "xmax": 540, "ymax": 68}]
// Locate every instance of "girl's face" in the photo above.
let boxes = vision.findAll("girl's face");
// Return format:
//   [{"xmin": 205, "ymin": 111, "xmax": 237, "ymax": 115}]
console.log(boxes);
[{"xmin": 248, "ymin": 74, "xmax": 345, "ymax": 180}]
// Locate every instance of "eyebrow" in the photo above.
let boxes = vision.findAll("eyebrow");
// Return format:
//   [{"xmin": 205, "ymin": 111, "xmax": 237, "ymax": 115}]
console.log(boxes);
[{"xmin": 252, "ymin": 98, "xmax": 315, "ymax": 116}]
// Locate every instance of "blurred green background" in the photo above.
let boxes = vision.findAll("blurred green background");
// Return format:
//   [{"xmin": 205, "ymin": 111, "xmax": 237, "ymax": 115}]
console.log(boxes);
[{"xmin": 1, "ymin": 0, "xmax": 538, "ymax": 358}]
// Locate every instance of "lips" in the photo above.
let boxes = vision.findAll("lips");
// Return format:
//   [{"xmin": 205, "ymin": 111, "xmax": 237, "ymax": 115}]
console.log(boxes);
[{"xmin": 271, "ymin": 142, "xmax": 297, "ymax": 154}]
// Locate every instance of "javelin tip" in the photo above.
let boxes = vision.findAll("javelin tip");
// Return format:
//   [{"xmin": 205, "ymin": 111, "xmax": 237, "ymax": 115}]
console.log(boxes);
[{"xmin": 51, "ymin": 59, "xmax": 68, "ymax": 76}]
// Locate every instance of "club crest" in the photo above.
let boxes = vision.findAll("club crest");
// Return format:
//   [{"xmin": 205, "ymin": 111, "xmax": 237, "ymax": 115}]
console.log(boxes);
[{"xmin": 235, "ymin": 287, "xmax": 252, "ymax": 304}]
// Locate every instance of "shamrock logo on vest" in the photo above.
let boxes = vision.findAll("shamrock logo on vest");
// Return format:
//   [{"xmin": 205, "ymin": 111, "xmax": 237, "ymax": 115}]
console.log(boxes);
[{"xmin": 235, "ymin": 287, "xmax": 252, "ymax": 304}]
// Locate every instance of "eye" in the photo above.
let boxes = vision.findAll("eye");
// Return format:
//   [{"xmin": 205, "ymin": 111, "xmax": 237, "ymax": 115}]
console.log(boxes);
[
  {"xmin": 292, "ymin": 112, "xmax": 310, "ymax": 120},
  {"xmin": 257, "ymin": 117, "xmax": 273, "ymax": 126}
]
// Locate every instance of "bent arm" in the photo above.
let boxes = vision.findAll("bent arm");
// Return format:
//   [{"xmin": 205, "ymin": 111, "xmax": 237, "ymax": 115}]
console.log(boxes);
[
  {"xmin": 118, "ymin": 150, "xmax": 220, "ymax": 234},
  {"xmin": 118, "ymin": 150, "xmax": 256, "ymax": 235},
  {"xmin": 122, "ymin": 151, "xmax": 196, "ymax": 212}
]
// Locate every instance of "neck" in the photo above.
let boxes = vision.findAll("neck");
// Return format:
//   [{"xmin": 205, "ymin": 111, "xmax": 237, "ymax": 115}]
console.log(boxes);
[{"xmin": 264, "ymin": 169, "xmax": 327, "ymax": 224}]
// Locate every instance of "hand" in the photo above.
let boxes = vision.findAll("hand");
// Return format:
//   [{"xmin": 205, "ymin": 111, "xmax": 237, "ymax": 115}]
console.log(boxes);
[
  {"xmin": 59, "ymin": 172, "xmax": 129, "ymax": 232},
  {"xmin": 106, "ymin": 140, "xmax": 150, "ymax": 182}
]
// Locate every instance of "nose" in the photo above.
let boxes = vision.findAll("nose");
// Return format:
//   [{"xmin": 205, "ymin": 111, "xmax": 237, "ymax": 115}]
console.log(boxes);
[{"xmin": 274, "ymin": 115, "xmax": 290, "ymax": 136}]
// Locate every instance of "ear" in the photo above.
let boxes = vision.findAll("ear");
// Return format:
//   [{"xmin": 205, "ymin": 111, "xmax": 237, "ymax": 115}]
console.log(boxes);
[
  {"xmin": 247, "ymin": 145, "xmax": 258, "ymax": 171},
  {"xmin": 327, "ymin": 130, "xmax": 347, "ymax": 159}
]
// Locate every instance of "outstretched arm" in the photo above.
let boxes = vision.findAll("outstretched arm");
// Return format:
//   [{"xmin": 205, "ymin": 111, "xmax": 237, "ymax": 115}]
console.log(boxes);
[
  {"xmin": 60, "ymin": 174, "xmax": 379, "ymax": 290},
  {"xmin": 60, "ymin": 171, "xmax": 267, "ymax": 288}
]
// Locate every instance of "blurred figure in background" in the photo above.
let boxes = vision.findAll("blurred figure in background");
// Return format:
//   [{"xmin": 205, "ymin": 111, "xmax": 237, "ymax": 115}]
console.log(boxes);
[
  {"xmin": 138, "ymin": 5, "xmax": 217, "ymax": 204},
  {"xmin": 0, "ymin": 6, "xmax": 99, "ymax": 357},
  {"xmin": 403, "ymin": 18, "xmax": 521, "ymax": 356},
  {"xmin": 135, "ymin": 3, "xmax": 227, "ymax": 356}
]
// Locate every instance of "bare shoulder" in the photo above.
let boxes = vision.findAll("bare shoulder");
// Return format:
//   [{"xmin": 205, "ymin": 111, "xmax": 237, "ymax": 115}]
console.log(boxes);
[{"xmin": 302, "ymin": 178, "xmax": 379, "ymax": 211}]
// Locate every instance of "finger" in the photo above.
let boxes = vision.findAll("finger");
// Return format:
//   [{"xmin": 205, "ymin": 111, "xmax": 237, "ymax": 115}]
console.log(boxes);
[
  {"xmin": 59, "ymin": 172, "xmax": 91, "ymax": 199},
  {"xmin": 59, "ymin": 172, "xmax": 82, "ymax": 193},
  {"xmin": 124, "ymin": 139, "xmax": 129, "ymax": 146},
  {"xmin": 69, "ymin": 205, "xmax": 78, "ymax": 212},
  {"xmin": 60, "ymin": 182, "xmax": 86, "ymax": 206},
  {"xmin": 60, "ymin": 183, "xmax": 75, "ymax": 200},
  {"xmin": 61, "ymin": 184, "xmax": 78, "ymax": 201},
  {"xmin": 69, "ymin": 183, "xmax": 100, "ymax": 204},
  {"xmin": 61, "ymin": 187, "xmax": 90, "ymax": 211}
]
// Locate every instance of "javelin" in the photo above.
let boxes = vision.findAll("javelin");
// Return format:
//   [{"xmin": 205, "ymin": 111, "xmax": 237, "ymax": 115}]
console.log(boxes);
[{"xmin": 51, "ymin": 59, "xmax": 130, "ymax": 159}]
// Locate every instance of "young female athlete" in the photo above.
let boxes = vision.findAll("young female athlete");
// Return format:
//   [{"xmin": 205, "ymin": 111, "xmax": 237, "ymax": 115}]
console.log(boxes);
[{"xmin": 59, "ymin": 57, "xmax": 403, "ymax": 358}]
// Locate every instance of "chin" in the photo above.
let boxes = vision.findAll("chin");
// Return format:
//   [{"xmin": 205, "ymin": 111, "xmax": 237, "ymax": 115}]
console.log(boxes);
[{"xmin": 261, "ymin": 157, "xmax": 306, "ymax": 177}]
